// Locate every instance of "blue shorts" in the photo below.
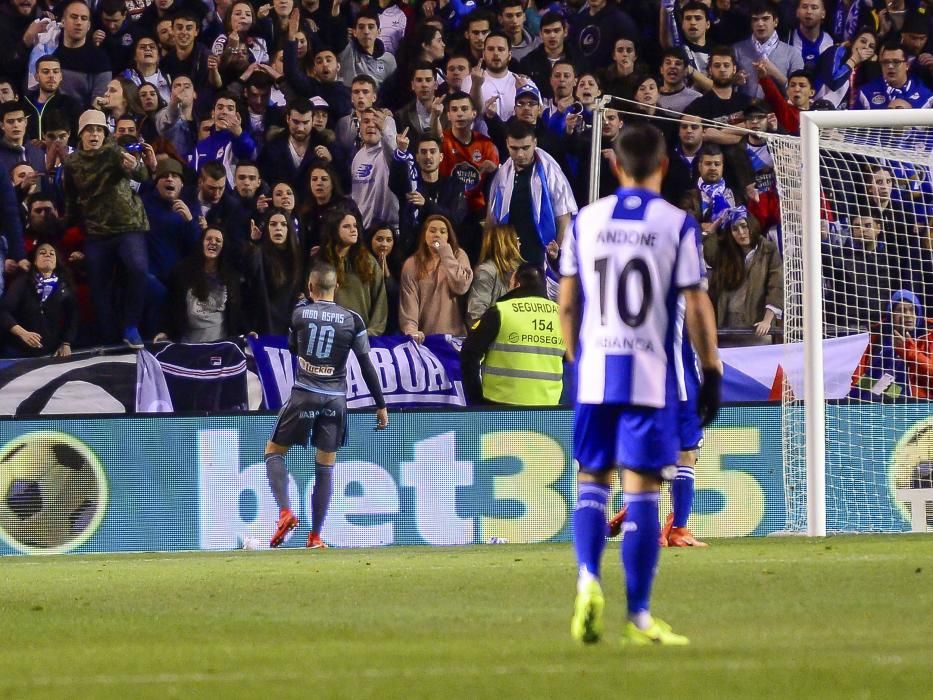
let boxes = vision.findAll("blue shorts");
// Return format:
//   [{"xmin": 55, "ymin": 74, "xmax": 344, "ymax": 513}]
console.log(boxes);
[
  {"xmin": 677, "ymin": 396, "xmax": 704, "ymax": 452},
  {"xmin": 574, "ymin": 402, "xmax": 678, "ymax": 474}
]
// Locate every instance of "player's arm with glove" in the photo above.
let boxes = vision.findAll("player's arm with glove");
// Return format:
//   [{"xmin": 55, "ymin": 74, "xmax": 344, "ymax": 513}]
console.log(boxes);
[{"xmin": 684, "ymin": 287, "xmax": 722, "ymax": 427}]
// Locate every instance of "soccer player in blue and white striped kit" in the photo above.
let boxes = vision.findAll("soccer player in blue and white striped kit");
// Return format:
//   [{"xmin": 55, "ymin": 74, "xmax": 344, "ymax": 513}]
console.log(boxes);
[
  {"xmin": 664, "ymin": 300, "xmax": 710, "ymax": 548},
  {"xmin": 559, "ymin": 123, "xmax": 721, "ymax": 645},
  {"xmin": 608, "ymin": 299, "xmax": 710, "ymax": 548}
]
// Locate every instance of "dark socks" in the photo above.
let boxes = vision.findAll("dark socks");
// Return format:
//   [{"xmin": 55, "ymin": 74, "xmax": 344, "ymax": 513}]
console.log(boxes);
[
  {"xmin": 311, "ymin": 462, "xmax": 334, "ymax": 534},
  {"xmin": 264, "ymin": 453, "xmax": 290, "ymax": 511}
]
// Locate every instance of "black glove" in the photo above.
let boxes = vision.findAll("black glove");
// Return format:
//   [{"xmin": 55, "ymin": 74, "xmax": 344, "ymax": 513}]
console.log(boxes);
[{"xmin": 697, "ymin": 368, "xmax": 722, "ymax": 428}]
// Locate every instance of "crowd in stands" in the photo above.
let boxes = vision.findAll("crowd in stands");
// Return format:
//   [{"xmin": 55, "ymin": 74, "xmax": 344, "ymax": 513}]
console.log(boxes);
[{"xmin": 0, "ymin": 0, "xmax": 931, "ymax": 373}]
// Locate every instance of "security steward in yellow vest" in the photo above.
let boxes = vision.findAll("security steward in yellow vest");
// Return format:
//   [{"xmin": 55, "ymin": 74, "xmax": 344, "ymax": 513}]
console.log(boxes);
[{"xmin": 461, "ymin": 263, "xmax": 566, "ymax": 405}]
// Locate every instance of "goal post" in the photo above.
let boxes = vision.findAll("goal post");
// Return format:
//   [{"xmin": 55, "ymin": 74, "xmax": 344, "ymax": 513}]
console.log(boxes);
[
  {"xmin": 777, "ymin": 109, "xmax": 933, "ymax": 536},
  {"xmin": 582, "ymin": 98, "xmax": 933, "ymax": 536},
  {"xmin": 800, "ymin": 111, "xmax": 826, "ymax": 537}
]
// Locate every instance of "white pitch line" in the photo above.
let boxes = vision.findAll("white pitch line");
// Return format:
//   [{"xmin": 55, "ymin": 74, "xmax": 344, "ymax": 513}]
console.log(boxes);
[
  {"xmin": 1, "ymin": 551, "xmax": 914, "ymax": 570},
  {"xmin": 4, "ymin": 653, "xmax": 919, "ymax": 690}
]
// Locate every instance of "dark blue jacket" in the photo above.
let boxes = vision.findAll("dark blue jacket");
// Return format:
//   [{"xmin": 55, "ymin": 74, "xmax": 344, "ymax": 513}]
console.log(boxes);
[
  {"xmin": 569, "ymin": 5, "xmax": 638, "ymax": 73},
  {"xmin": 257, "ymin": 132, "xmax": 327, "ymax": 195},
  {"xmin": 141, "ymin": 189, "xmax": 203, "ymax": 283},
  {"xmin": 0, "ymin": 170, "xmax": 24, "ymax": 263}
]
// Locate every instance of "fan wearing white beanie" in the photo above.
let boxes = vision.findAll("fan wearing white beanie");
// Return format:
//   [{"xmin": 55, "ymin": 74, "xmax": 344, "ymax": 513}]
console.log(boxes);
[{"xmin": 62, "ymin": 109, "xmax": 152, "ymax": 349}]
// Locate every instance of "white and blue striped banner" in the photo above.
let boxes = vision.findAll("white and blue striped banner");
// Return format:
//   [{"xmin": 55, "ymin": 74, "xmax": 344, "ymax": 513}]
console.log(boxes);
[{"xmin": 247, "ymin": 334, "xmax": 466, "ymax": 410}]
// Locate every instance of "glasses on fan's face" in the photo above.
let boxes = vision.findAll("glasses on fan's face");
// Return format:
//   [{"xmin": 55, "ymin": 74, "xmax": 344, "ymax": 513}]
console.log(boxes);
[{"xmin": 880, "ymin": 59, "xmax": 906, "ymax": 67}]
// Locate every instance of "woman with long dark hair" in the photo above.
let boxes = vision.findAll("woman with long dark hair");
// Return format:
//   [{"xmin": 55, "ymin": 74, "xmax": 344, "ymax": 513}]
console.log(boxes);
[
  {"xmin": 312, "ymin": 208, "xmax": 387, "ymax": 335},
  {"xmin": 155, "ymin": 227, "xmax": 246, "ymax": 343},
  {"xmin": 211, "ymin": 1, "xmax": 271, "ymax": 84},
  {"xmin": 367, "ymin": 222, "xmax": 402, "ymax": 335},
  {"xmin": 300, "ymin": 161, "xmax": 360, "ymax": 255},
  {"xmin": 384, "ymin": 22, "xmax": 447, "ymax": 110},
  {"xmin": 95, "ymin": 76, "xmax": 145, "ymax": 132},
  {"xmin": 399, "ymin": 214, "xmax": 473, "ymax": 340},
  {"xmin": 245, "ymin": 207, "xmax": 304, "ymax": 335},
  {"xmin": 625, "ymin": 73, "xmax": 677, "ymax": 143},
  {"xmin": 598, "ymin": 36, "xmax": 643, "ymax": 100},
  {"xmin": 0, "ymin": 241, "xmax": 78, "ymax": 357},
  {"xmin": 263, "ymin": 181, "xmax": 300, "ymax": 232},
  {"xmin": 137, "ymin": 82, "xmax": 166, "ymax": 144},
  {"xmin": 815, "ymin": 28, "xmax": 878, "ymax": 109},
  {"xmin": 704, "ymin": 207, "xmax": 783, "ymax": 347},
  {"xmin": 261, "ymin": 0, "xmax": 296, "ymax": 51}
]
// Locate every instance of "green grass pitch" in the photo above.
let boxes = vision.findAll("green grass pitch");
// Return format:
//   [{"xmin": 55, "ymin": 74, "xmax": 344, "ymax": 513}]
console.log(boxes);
[{"xmin": 0, "ymin": 535, "xmax": 929, "ymax": 699}]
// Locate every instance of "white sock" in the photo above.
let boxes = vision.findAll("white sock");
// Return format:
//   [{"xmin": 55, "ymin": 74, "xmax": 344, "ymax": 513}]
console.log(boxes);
[
  {"xmin": 629, "ymin": 610, "xmax": 652, "ymax": 630},
  {"xmin": 577, "ymin": 566, "xmax": 598, "ymax": 593}
]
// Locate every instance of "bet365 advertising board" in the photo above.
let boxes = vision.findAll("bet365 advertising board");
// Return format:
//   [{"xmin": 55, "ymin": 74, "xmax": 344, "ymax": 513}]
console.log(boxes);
[{"xmin": 0, "ymin": 405, "xmax": 928, "ymax": 555}]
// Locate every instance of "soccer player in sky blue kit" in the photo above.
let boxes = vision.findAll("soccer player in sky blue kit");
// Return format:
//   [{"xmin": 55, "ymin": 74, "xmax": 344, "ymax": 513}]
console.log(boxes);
[
  {"xmin": 558, "ymin": 123, "xmax": 721, "ymax": 645},
  {"xmin": 265, "ymin": 261, "xmax": 389, "ymax": 549}
]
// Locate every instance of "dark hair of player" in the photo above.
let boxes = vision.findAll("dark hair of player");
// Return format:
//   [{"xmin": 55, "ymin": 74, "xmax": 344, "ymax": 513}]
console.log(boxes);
[
  {"xmin": 681, "ymin": 0, "xmax": 711, "ymax": 18},
  {"xmin": 787, "ymin": 69, "xmax": 813, "ymax": 86},
  {"xmin": 414, "ymin": 133, "xmax": 442, "ymax": 151},
  {"xmin": 615, "ymin": 124, "xmax": 667, "ymax": 183},
  {"xmin": 539, "ymin": 11, "xmax": 565, "ymax": 29},
  {"xmin": 698, "ymin": 142, "xmax": 724, "ymax": 160},
  {"xmin": 709, "ymin": 45, "xmax": 737, "ymax": 63},
  {"xmin": 308, "ymin": 260, "xmax": 338, "ymax": 293}
]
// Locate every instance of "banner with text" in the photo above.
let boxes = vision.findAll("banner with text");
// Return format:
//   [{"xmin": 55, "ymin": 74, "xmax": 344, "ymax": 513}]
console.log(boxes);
[
  {"xmin": 247, "ymin": 334, "xmax": 466, "ymax": 410},
  {"xmin": 0, "ymin": 334, "xmax": 872, "ymax": 416},
  {"xmin": 2, "ymin": 404, "xmax": 926, "ymax": 555}
]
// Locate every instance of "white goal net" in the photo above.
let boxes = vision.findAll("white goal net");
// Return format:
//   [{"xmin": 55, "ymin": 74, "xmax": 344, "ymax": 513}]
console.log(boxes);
[{"xmin": 770, "ymin": 112, "xmax": 933, "ymax": 534}]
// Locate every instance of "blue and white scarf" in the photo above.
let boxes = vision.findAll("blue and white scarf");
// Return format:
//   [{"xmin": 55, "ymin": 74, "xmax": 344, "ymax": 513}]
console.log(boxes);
[
  {"xmin": 394, "ymin": 147, "xmax": 427, "ymax": 228},
  {"xmin": 885, "ymin": 78, "xmax": 915, "ymax": 102},
  {"xmin": 488, "ymin": 147, "xmax": 578, "ymax": 250},
  {"xmin": 832, "ymin": 0, "xmax": 863, "ymax": 43},
  {"xmin": 35, "ymin": 272, "xmax": 58, "ymax": 304},
  {"xmin": 698, "ymin": 177, "xmax": 732, "ymax": 221},
  {"xmin": 721, "ymin": 205, "xmax": 748, "ymax": 230},
  {"xmin": 488, "ymin": 148, "xmax": 577, "ymax": 295},
  {"xmin": 663, "ymin": 0, "xmax": 681, "ymax": 47}
]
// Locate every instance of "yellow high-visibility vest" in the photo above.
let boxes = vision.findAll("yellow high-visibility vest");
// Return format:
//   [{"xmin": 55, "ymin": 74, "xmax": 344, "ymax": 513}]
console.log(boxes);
[{"xmin": 481, "ymin": 296, "xmax": 565, "ymax": 406}]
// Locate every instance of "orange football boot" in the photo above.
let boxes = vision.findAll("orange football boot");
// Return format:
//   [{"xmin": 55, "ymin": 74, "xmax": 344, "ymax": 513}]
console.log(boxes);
[
  {"xmin": 667, "ymin": 526, "xmax": 709, "ymax": 547},
  {"xmin": 607, "ymin": 505, "xmax": 628, "ymax": 538},
  {"xmin": 659, "ymin": 512, "xmax": 674, "ymax": 547},
  {"xmin": 307, "ymin": 532, "xmax": 328, "ymax": 549},
  {"xmin": 269, "ymin": 508, "xmax": 298, "ymax": 548}
]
